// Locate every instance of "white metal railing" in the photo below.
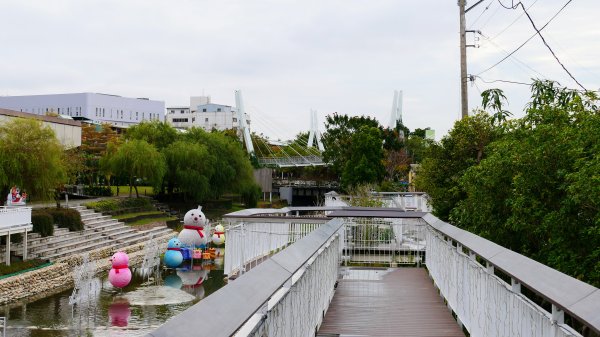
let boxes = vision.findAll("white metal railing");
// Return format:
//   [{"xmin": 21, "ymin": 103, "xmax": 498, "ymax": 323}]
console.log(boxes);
[
  {"xmin": 324, "ymin": 192, "xmax": 431, "ymax": 212},
  {"xmin": 257, "ymin": 155, "xmax": 326, "ymax": 167},
  {"xmin": 0, "ymin": 206, "xmax": 32, "ymax": 230},
  {"xmin": 149, "ymin": 218, "xmax": 344, "ymax": 337},
  {"xmin": 0, "ymin": 316, "xmax": 5, "ymax": 337},
  {"xmin": 224, "ymin": 218, "xmax": 328, "ymax": 276},
  {"xmin": 423, "ymin": 214, "xmax": 599, "ymax": 337},
  {"xmin": 343, "ymin": 217, "xmax": 426, "ymax": 266}
]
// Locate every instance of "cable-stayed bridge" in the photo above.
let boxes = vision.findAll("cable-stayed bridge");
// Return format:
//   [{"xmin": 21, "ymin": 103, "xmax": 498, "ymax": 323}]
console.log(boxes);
[{"xmin": 235, "ymin": 89, "xmax": 404, "ymax": 168}]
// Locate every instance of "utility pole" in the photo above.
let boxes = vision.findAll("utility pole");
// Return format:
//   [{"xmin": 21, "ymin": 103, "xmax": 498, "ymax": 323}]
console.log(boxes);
[
  {"xmin": 459, "ymin": 0, "xmax": 468, "ymax": 119},
  {"xmin": 459, "ymin": 0, "xmax": 484, "ymax": 119}
]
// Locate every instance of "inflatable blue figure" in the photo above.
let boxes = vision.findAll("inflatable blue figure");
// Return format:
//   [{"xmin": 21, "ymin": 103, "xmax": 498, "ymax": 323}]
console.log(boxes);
[{"xmin": 164, "ymin": 237, "xmax": 184, "ymax": 268}]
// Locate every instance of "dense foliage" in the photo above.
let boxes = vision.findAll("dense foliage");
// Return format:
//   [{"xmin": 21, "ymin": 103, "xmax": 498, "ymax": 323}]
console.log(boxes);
[
  {"xmin": 85, "ymin": 197, "xmax": 154, "ymax": 212},
  {"xmin": 100, "ymin": 122, "xmax": 258, "ymax": 204},
  {"xmin": 0, "ymin": 119, "xmax": 67, "ymax": 200},
  {"xmin": 43, "ymin": 208, "xmax": 84, "ymax": 231},
  {"xmin": 416, "ymin": 80, "xmax": 600, "ymax": 286},
  {"xmin": 31, "ymin": 210, "xmax": 54, "ymax": 237}
]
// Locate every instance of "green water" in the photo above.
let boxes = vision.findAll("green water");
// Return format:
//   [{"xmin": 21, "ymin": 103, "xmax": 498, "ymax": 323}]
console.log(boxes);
[{"xmin": 1, "ymin": 263, "xmax": 226, "ymax": 337}]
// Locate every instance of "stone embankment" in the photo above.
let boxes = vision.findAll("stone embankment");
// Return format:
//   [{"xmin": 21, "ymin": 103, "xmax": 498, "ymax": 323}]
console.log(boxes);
[{"xmin": 0, "ymin": 236, "xmax": 170, "ymax": 305}]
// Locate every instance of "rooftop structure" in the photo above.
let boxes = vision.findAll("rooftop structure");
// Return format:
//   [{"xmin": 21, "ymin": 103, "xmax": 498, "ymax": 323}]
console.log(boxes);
[
  {"xmin": 0, "ymin": 108, "xmax": 82, "ymax": 148},
  {"xmin": 0, "ymin": 93, "xmax": 164, "ymax": 128},
  {"xmin": 166, "ymin": 95, "xmax": 251, "ymax": 131}
]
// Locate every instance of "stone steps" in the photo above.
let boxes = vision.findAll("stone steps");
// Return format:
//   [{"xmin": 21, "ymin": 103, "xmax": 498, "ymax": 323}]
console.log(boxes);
[{"xmin": 10, "ymin": 205, "xmax": 177, "ymax": 261}]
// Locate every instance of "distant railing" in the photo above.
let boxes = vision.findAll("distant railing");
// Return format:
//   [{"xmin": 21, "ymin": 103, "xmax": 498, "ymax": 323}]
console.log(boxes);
[
  {"xmin": 148, "ymin": 218, "xmax": 344, "ymax": 337},
  {"xmin": 257, "ymin": 155, "xmax": 326, "ymax": 167},
  {"xmin": 325, "ymin": 192, "xmax": 431, "ymax": 212}
]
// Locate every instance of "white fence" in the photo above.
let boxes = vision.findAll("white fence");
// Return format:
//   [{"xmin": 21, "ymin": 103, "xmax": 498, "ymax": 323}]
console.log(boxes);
[
  {"xmin": 224, "ymin": 219, "xmax": 327, "ymax": 276},
  {"xmin": 424, "ymin": 214, "xmax": 598, "ymax": 337},
  {"xmin": 0, "ymin": 206, "xmax": 32, "ymax": 232}
]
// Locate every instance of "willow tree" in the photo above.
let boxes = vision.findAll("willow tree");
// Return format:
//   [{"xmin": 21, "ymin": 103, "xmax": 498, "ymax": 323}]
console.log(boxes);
[
  {"xmin": 0, "ymin": 118, "xmax": 67, "ymax": 200},
  {"xmin": 110, "ymin": 139, "xmax": 166, "ymax": 197}
]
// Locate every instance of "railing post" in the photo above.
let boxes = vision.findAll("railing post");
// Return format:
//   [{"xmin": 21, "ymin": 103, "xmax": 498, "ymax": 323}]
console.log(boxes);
[
  {"xmin": 511, "ymin": 278, "xmax": 521, "ymax": 293},
  {"xmin": 552, "ymin": 304, "xmax": 564, "ymax": 325},
  {"xmin": 486, "ymin": 261, "xmax": 494, "ymax": 274}
]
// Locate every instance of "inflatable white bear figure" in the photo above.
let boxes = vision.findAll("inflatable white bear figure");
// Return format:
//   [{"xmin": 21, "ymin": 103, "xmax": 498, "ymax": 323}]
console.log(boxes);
[{"xmin": 178, "ymin": 206, "xmax": 209, "ymax": 248}]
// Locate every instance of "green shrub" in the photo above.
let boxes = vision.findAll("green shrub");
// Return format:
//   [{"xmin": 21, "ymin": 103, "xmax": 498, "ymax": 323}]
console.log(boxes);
[
  {"xmin": 84, "ymin": 197, "xmax": 153, "ymax": 213},
  {"xmin": 84, "ymin": 185, "xmax": 112, "ymax": 197},
  {"xmin": 241, "ymin": 184, "xmax": 261, "ymax": 208},
  {"xmin": 31, "ymin": 210, "xmax": 54, "ymax": 237},
  {"xmin": 44, "ymin": 208, "xmax": 84, "ymax": 231}
]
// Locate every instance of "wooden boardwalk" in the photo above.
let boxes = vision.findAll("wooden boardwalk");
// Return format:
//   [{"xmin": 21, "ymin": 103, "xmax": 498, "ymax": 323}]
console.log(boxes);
[{"xmin": 318, "ymin": 267, "xmax": 465, "ymax": 337}]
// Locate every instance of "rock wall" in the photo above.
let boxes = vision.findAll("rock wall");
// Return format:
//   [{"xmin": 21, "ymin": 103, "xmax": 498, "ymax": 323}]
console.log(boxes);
[{"xmin": 0, "ymin": 236, "xmax": 170, "ymax": 305}]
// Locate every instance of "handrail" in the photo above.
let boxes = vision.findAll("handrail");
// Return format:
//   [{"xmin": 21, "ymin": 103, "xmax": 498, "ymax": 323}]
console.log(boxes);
[
  {"xmin": 422, "ymin": 213, "xmax": 600, "ymax": 335},
  {"xmin": 148, "ymin": 218, "xmax": 345, "ymax": 337}
]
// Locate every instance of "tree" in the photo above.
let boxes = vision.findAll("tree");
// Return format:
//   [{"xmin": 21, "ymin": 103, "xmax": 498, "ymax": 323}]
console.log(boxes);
[
  {"xmin": 340, "ymin": 126, "xmax": 385, "ymax": 188},
  {"xmin": 184, "ymin": 128, "xmax": 255, "ymax": 199},
  {"xmin": 124, "ymin": 120, "xmax": 178, "ymax": 150},
  {"xmin": 419, "ymin": 79, "xmax": 600, "ymax": 286},
  {"xmin": 162, "ymin": 140, "xmax": 215, "ymax": 201},
  {"xmin": 322, "ymin": 113, "xmax": 380, "ymax": 176},
  {"xmin": 110, "ymin": 139, "xmax": 166, "ymax": 197},
  {"xmin": 415, "ymin": 111, "xmax": 500, "ymax": 220},
  {"xmin": 0, "ymin": 118, "xmax": 67, "ymax": 200}
]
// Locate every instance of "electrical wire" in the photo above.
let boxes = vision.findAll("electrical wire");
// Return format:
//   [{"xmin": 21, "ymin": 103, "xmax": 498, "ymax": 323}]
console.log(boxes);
[
  {"xmin": 476, "ymin": 0, "xmax": 574, "ymax": 77},
  {"xmin": 468, "ymin": 0, "xmax": 495, "ymax": 29},
  {"xmin": 513, "ymin": 1, "xmax": 586, "ymax": 91},
  {"xmin": 488, "ymin": 0, "xmax": 539, "ymax": 40},
  {"xmin": 480, "ymin": 33, "xmax": 546, "ymax": 79}
]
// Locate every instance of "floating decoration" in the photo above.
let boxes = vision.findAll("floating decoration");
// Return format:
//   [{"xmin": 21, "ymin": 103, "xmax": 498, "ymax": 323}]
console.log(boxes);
[
  {"xmin": 212, "ymin": 224, "xmax": 225, "ymax": 246},
  {"xmin": 178, "ymin": 206, "xmax": 209, "ymax": 248},
  {"xmin": 164, "ymin": 238, "xmax": 184, "ymax": 268},
  {"xmin": 108, "ymin": 251, "xmax": 132, "ymax": 288}
]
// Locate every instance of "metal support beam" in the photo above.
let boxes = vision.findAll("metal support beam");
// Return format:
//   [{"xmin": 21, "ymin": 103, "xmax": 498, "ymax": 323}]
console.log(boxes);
[{"xmin": 5, "ymin": 231, "xmax": 10, "ymax": 266}]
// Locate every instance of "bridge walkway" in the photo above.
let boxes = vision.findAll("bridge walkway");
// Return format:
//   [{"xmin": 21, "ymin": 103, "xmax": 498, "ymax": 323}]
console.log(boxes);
[{"xmin": 318, "ymin": 267, "xmax": 465, "ymax": 337}]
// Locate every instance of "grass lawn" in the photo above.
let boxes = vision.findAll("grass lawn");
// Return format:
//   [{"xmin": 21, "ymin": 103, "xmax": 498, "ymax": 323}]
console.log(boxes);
[
  {"xmin": 128, "ymin": 216, "xmax": 177, "ymax": 226},
  {"xmin": 114, "ymin": 210, "xmax": 165, "ymax": 220},
  {"xmin": 110, "ymin": 185, "xmax": 154, "ymax": 197}
]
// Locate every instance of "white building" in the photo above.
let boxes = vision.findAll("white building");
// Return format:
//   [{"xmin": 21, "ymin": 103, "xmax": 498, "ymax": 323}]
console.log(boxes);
[
  {"xmin": 166, "ymin": 96, "xmax": 251, "ymax": 131},
  {"xmin": 0, "ymin": 93, "xmax": 165, "ymax": 128},
  {"xmin": 0, "ymin": 108, "xmax": 81, "ymax": 149}
]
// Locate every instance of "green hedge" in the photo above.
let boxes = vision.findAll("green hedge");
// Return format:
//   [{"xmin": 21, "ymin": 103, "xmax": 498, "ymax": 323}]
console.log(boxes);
[
  {"xmin": 85, "ymin": 197, "xmax": 154, "ymax": 213},
  {"xmin": 44, "ymin": 208, "xmax": 84, "ymax": 231},
  {"xmin": 31, "ymin": 210, "xmax": 54, "ymax": 237},
  {"xmin": 84, "ymin": 185, "xmax": 112, "ymax": 197}
]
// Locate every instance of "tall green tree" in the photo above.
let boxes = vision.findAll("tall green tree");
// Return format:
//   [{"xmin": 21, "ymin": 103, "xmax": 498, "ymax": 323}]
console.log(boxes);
[
  {"xmin": 415, "ymin": 112, "xmax": 500, "ymax": 220},
  {"xmin": 340, "ymin": 126, "xmax": 385, "ymax": 188},
  {"xmin": 110, "ymin": 139, "xmax": 166, "ymax": 197},
  {"xmin": 125, "ymin": 120, "xmax": 179, "ymax": 150},
  {"xmin": 184, "ymin": 128, "xmax": 255, "ymax": 199},
  {"xmin": 162, "ymin": 140, "xmax": 215, "ymax": 201},
  {"xmin": 0, "ymin": 118, "xmax": 67, "ymax": 200},
  {"xmin": 322, "ymin": 113, "xmax": 380, "ymax": 176}
]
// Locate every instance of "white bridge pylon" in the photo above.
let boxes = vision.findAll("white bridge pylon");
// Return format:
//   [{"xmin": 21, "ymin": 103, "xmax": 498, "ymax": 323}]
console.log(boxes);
[{"xmin": 307, "ymin": 109, "xmax": 325, "ymax": 152}]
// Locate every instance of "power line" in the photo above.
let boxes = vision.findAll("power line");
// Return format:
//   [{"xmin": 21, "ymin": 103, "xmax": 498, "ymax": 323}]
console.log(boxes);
[
  {"xmin": 489, "ymin": 0, "xmax": 539, "ymax": 40},
  {"xmin": 476, "ymin": 0, "xmax": 573, "ymax": 77},
  {"xmin": 480, "ymin": 33, "xmax": 546, "ymax": 79},
  {"xmin": 513, "ymin": 0, "xmax": 586, "ymax": 91},
  {"xmin": 468, "ymin": 0, "xmax": 494, "ymax": 29}
]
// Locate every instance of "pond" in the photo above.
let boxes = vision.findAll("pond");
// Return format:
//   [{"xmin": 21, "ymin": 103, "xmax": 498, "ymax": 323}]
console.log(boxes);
[{"xmin": 1, "ymin": 259, "xmax": 227, "ymax": 337}]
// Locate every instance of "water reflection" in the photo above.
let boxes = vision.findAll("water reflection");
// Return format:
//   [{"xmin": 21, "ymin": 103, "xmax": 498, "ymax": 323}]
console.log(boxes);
[{"xmin": 2, "ymin": 265, "xmax": 226, "ymax": 337}]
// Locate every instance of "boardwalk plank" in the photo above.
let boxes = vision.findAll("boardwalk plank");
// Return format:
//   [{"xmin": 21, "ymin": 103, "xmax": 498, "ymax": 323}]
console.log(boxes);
[{"xmin": 318, "ymin": 267, "xmax": 465, "ymax": 337}]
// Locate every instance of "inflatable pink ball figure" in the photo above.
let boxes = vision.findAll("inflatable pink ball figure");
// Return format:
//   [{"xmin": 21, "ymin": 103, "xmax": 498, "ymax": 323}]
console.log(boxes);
[{"xmin": 108, "ymin": 251, "xmax": 132, "ymax": 288}]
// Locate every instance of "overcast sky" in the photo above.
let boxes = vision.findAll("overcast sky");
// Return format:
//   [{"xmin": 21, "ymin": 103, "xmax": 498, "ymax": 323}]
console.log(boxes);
[{"xmin": 1, "ymin": 0, "xmax": 599, "ymax": 141}]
